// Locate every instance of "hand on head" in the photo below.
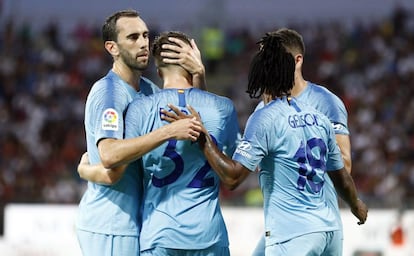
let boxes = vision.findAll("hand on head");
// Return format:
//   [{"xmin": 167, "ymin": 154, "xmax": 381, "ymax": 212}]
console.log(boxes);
[{"xmin": 160, "ymin": 37, "xmax": 203, "ymax": 76}]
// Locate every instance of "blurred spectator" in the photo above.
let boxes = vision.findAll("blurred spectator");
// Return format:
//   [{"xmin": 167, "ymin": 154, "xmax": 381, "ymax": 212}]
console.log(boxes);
[{"xmin": 201, "ymin": 24, "xmax": 225, "ymax": 74}]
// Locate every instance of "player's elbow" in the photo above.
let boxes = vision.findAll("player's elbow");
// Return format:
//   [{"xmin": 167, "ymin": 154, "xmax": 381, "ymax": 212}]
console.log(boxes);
[
  {"xmin": 98, "ymin": 139, "xmax": 122, "ymax": 168},
  {"xmin": 100, "ymin": 151, "xmax": 122, "ymax": 169},
  {"xmin": 77, "ymin": 168, "xmax": 88, "ymax": 181},
  {"xmin": 105, "ymin": 175, "xmax": 122, "ymax": 185},
  {"xmin": 101, "ymin": 157, "xmax": 115, "ymax": 169},
  {"xmin": 343, "ymin": 157, "xmax": 352, "ymax": 174},
  {"xmin": 221, "ymin": 168, "xmax": 250, "ymax": 190},
  {"xmin": 221, "ymin": 177, "xmax": 243, "ymax": 191},
  {"xmin": 225, "ymin": 183, "xmax": 240, "ymax": 191},
  {"xmin": 105, "ymin": 165, "xmax": 127, "ymax": 185}
]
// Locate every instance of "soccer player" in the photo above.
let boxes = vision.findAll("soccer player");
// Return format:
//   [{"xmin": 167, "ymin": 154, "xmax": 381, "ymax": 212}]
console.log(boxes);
[
  {"xmin": 251, "ymin": 27, "xmax": 353, "ymax": 256},
  {"xmin": 196, "ymin": 32, "xmax": 368, "ymax": 255},
  {"xmin": 125, "ymin": 31, "xmax": 239, "ymax": 255},
  {"xmin": 76, "ymin": 10, "xmax": 205, "ymax": 256}
]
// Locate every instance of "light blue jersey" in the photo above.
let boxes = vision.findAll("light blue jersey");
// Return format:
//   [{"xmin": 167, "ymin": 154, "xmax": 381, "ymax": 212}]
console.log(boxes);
[
  {"xmin": 124, "ymin": 88, "xmax": 240, "ymax": 252},
  {"xmin": 77, "ymin": 70, "xmax": 160, "ymax": 237},
  {"xmin": 233, "ymin": 97, "xmax": 344, "ymax": 246},
  {"xmin": 297, "ymin": 82, "xmax": 349, "ymax": 135},
  {"xmin": 296, "ymin": 81, "xmax": 349, "ymax": 237},
  {"xmin": 252, "ymin": 82, "xmax": 349, "ymax": 255}
]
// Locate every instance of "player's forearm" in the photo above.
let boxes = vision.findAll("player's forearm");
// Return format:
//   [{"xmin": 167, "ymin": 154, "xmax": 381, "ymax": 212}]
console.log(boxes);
[
  {"xmin": 101, "ymin": 117, "xmax": 201, "ymax": 168},
  {"xmin": 329, "ymin": 168, "xmax": 368, "ymax": 225},
  {"xmin": 201, "ymin": 133, "xmax": 246, "ymax": 190},
  {"xmin": 328, "ymin": 168, "xmax": 359, "ymax": 208},
  {"xmin": 78, "ymin": 163, "xmax": 123, "ymax": 185},
  {"xmin": 98, "ymin": 128, "xmax": 170, "ymax": 168},
  {"xmin": 192, "ymin": 68, "xmax": 206, "ymax": 90}
]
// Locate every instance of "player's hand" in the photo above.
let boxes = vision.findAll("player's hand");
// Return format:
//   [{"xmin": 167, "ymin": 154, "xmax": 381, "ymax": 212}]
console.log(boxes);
[
  {"xmin": 185, "ymin": 104, "xmax": 212, "ymax": 149},
  {"xmin": 351, "ymin": 199, "xmax": 368, "ymax": 225},
  {"xmin": 160, "ymin": 104, "xmax": 188, "ymax": 122},
  {"xmin": 161, "ymin": 103, "xmax": 204, "ymax": 124},
  {"xmin": 161, "ymin": 104, "xmax": 207, "ymax": 141},
  {"xmin": 185, "ymin": 104, "xmax": 208, "ymax": 135},
  {"xmin": 167, "ymin": 117, "xmax": 202, "ymax": 142},
  {"xmin": 161, "ymin": 37, "xmax": 204, "ymax": 76}
]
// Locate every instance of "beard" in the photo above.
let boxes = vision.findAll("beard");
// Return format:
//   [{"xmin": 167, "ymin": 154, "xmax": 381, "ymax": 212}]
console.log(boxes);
[{"xmin": 119, "ymin": 46, "xmax": 148, "ymax": 71}]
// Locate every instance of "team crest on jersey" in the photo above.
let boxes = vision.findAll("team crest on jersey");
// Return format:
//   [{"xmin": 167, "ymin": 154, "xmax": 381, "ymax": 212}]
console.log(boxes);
[{"xmin": 102, "ymin": 108, "xmax": 119, "ymax": 131}]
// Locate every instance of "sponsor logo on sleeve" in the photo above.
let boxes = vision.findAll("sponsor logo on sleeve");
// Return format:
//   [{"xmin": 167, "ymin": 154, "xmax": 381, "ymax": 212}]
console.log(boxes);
[
  {"xmin": 332, "ymin": 122, "xmax": 346, "ymax": 132},
  {"xmin": 102, "ymin": 108, "xmax": 119, "ymax": 131},
  {"xmin": 235, "ymin": 141, "xmax": 252, "ymax": 159}
]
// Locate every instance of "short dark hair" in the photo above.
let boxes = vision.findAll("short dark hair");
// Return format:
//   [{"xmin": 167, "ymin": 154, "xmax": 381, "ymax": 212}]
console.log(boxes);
[
  {"xmin": 246, "ymin": 32, "xmax": 295, "ymax": 99},
  {"xmin": 274, "ymin": 28, "xmax": 305, "ymax": 56},
  {"xmin": 152, "ymin": 31, "xmax": 191, "ymax": 67},
  {"xmin": 102, "ymin": 9, "xmax": 140, "ymax": 42}
]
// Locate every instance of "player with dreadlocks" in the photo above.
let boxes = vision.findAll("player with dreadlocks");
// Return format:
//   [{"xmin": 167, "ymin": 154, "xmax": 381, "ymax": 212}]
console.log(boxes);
[
  {"xmin": 194, "ymin": 32, "xmax": 368, "ymax": 255},
  {"xmin": 246, "ymin": 32, "xmax": 295, "ymax": 100},
  {"xmin": 252, "ymin": 27, "xmax": 358, "ymax": 256}
]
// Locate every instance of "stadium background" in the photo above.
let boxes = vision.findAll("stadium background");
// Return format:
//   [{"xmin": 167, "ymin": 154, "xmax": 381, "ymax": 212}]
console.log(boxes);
[{"xmin": 1, "ymin": 0, "xmax": 414, "ymax": 255}]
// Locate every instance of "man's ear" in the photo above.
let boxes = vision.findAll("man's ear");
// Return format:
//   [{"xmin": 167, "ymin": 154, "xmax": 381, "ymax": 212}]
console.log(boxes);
[
  {"xmin": 295, "ymin": 54, "xmax": 303, "ymax": 69},
  {"xmin": 105, "ymin": 41, "xmax": 119, "ymax": 56}
]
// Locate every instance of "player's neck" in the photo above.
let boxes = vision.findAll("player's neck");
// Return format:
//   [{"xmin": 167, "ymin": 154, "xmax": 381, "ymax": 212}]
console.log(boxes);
[
  {"xmin": 112, "ymin": 63, "xmax": 142, "ymax": 90},
  {"xmin": 162, "ymin": 75, "xmax": 192, "ymax": 90},
  {"xmin": 291, "ymin": 73, "xmax": 307, "ymax": 97}
]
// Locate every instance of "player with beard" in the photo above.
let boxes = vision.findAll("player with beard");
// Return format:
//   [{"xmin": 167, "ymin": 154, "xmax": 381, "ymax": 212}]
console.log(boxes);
[{"xmin": 76, "ymin": 10, "xmax": 204, "ymax": 256}]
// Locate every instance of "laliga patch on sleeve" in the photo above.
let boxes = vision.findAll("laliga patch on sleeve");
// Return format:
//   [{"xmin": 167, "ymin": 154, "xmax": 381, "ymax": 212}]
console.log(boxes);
[{"xmin": 101, "ymin": 108, "xmax": 119, "ymax": 131}]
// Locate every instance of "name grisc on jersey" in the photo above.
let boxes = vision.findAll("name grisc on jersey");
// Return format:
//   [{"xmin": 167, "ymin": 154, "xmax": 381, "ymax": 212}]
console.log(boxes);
[
  {"xmin": 288, "ymin": 113, "xmax": 321, "ymax": 129},
  {"xmin": 235, "ymin": 113, "xmax": 322, "ymax": 159}
]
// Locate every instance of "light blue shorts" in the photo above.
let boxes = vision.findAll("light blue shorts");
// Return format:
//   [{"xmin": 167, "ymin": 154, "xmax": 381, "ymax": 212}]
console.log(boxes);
[
  {"xmin": 76, "ymin": 229, "xmax": 139, "ymax": 256},
  {"xmin": 251, "ymin": 236, "xmax": 265, "ymax": 256},
  {"xmin": 141, "ymin": 246, "xmax": 230, "ymax": 256},
  {"xmin": 252, "ymin": 236, "xmax": 266, "ymax": 256},
  {"xmin": 266, "ymin": 230, "xmax": 343, "ymax": 256}
]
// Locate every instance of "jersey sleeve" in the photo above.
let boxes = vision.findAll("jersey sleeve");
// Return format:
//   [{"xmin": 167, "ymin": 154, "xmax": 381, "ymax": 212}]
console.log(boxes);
[
  {"xmin": 89, "ymin": 80, "xmax": 130, "ymax": 145},
  {"xmin": 322, "ymin": 93, "xmax": 350, "ymax": 136},
  {"xmin": 323, "ymin": 115, "xmax": 345, "ymax": 171},
  {"xmin": 232, "ymin": 111, "xmax": 267, "ymax": 172},
  {"xmin": 222, "ymin": 100, "xmax": 241, "ymax": 157},
  {"xmin": 124, "ymin": 96, "xmax": 147, "ymax": 139}
]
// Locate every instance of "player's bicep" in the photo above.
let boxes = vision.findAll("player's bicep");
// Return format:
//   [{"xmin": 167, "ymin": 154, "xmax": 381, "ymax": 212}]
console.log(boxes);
[
  {"xmin": 335, "ymin": 134, "xmax": 352, "ymax": 174},
  {"xmin": 92, "ymin": 88, "xmax": 127, "ymax": 143}
]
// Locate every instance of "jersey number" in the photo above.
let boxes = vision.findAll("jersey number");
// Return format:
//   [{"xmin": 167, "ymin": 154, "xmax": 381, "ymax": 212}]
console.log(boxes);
[
  {"xmin": 293, "ymin": 138, "xmax": 327, "ymax": 193},
  {"xmin": 151, "ymin": 136, "xmax": 217, "ymax": 188}
]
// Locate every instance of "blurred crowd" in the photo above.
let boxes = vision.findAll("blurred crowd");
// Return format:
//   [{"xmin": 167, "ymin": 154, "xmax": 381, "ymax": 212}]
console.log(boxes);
[{"xmin": 1, "ymin": 5, "xmax": 414, "ymax": 233}]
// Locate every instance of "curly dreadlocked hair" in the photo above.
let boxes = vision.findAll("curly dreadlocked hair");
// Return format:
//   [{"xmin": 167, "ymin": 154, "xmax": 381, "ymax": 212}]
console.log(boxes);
[{"xmin": 246, "ymin": 32, "xmax": 295, "ymax": 99}]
